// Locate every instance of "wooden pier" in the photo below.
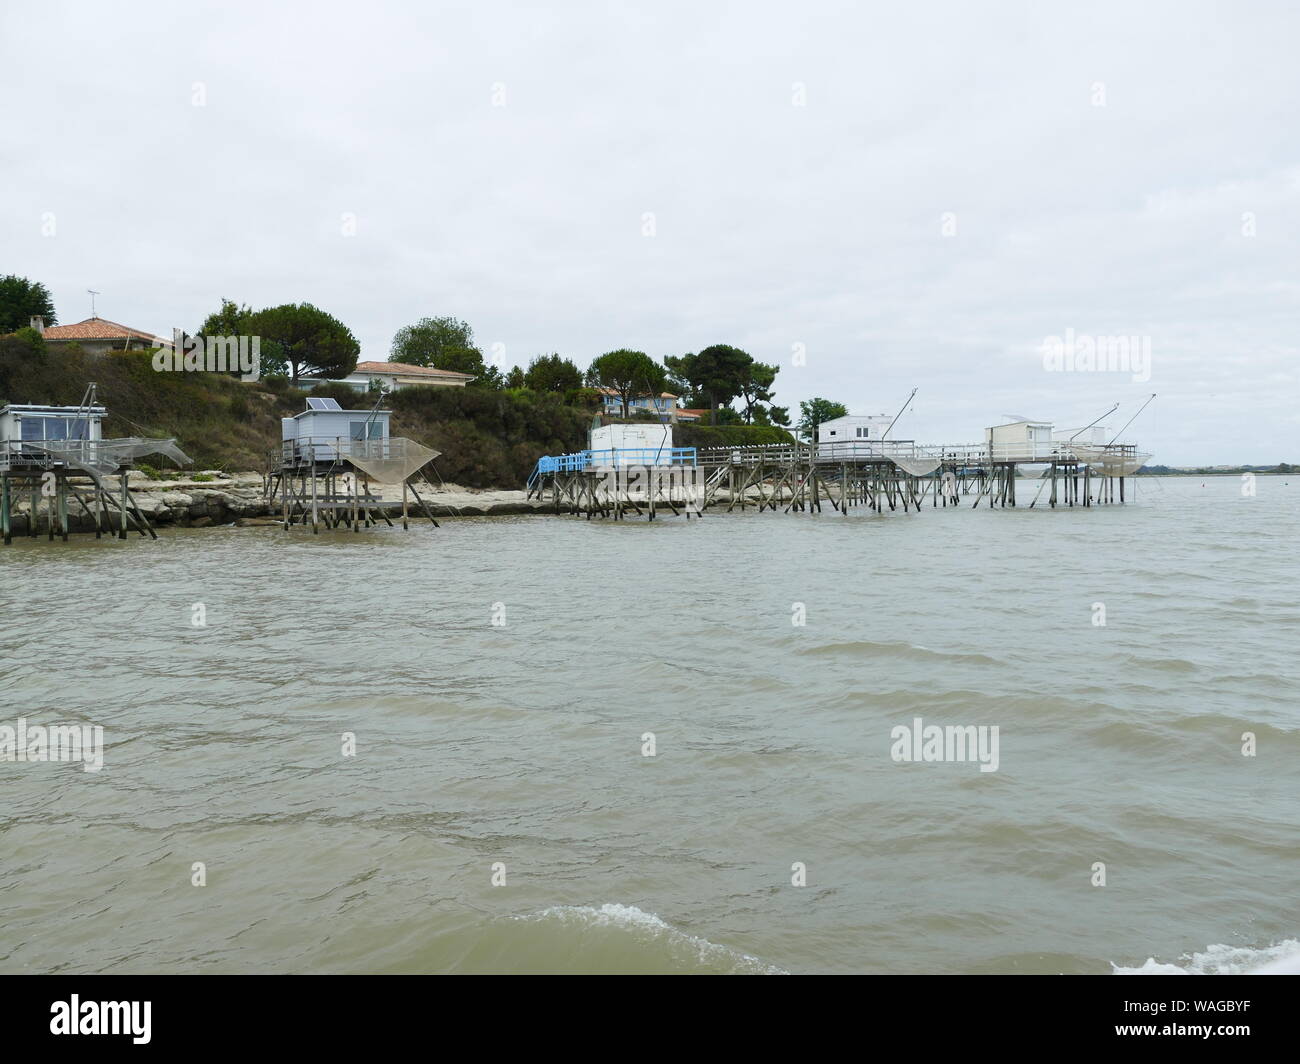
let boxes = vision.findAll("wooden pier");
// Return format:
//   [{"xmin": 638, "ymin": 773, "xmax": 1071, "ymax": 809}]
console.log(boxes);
[{"xmin": 525, "ymin": 439, "xmax": 1149, "ymax": 520}]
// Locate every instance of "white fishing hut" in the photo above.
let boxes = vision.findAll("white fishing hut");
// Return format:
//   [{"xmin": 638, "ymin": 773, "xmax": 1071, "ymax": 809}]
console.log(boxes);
[
  {"xmin": 589, "ymin": 422, "xmax": 675, "ymax": 466},
  {"xmin": 815, "ymin": 414, "xmax": 895, "ymax": 457},
  {"xmin": 985, "ymin": 418, "xmax": 1054, "ymax": 460},
  {"xmin": 0, "ymin": 403, "xmax": 105, "ymax": 448},
  {"xmin": 281, "ymin": 397, "xmax": 391, "ymax": 465}
]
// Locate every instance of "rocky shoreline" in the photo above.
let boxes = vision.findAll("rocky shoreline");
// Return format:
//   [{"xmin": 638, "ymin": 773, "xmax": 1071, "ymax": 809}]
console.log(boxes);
[{"xmin": 6, "ymin": 472, "xmax": 560, "ymax": 535}]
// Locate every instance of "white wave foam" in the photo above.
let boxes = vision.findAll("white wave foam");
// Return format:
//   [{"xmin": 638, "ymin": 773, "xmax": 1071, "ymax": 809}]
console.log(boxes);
[
  {"xmin": 516, "ymin": 903, "xmax": 787, "ymax": 974},
  {"xmin": 1113, "ymin": 939, "xmax": 1300, "ymax": 975}
]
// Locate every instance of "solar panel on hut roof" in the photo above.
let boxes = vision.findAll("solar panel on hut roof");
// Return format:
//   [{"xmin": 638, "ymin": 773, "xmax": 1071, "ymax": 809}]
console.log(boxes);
[{"xmin": 306, "ymin": 397, "xmax": 342, "ymax": 411}]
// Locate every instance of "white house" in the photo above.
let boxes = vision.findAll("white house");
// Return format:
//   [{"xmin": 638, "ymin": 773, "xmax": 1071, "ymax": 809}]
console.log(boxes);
[
  {"xmin": 596, "ymin": 388, "xmax": 691, "ymax": 421},
  {"xmin": 985, "ymin": 418, "xmax": 1054, "ymax": 459},
  {"xmin": 281, "ymin": 397, "xmax": 392, "ymax": 463},
  {"xmin": 815, "ymin": 414, "xmax": 895, "ymax": 456},
  {"xmin": 303, "ymin": 361, "xmax": 476, "ymax": 392}
]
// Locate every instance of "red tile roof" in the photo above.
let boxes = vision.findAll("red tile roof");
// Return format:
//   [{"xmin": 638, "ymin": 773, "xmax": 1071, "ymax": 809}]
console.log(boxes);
[
  {"xmin": 42, "ymin": 317, "xmax": 164, "ymax": 342},
  {"xmin": 353, "ymin": 361, "xmax": 475, "ymax": 380},
  {"xmin": 595, "ymin": 386, "xmax": 679, "ymax": 398}
]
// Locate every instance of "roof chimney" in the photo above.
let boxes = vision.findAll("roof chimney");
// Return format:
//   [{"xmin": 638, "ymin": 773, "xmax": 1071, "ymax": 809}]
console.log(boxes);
[{"xmin": 29, "ymin": 315, "xmax": 45, "ymax": 333}]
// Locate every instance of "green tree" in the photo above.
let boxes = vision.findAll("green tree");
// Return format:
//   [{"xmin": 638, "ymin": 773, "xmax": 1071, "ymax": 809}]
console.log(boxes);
[
  {"xmin": 524, "ymin": 353, "xmax": 583, "ymax": 395},
  {"xmin": 246, "ymin": 303, "xmax": 359, "ymax": 385},
  {"xmin": 796, "ymin": 397, "xmax": 848, "ymax": 441},
  {"xmin": 505, "ymin": 365, "xmax": 527, "ymax": 389},
  {"xmin": 751, "ymin": 404, "xmax": 791, "ymax": 427},
  {"xmin": 737, "ymin": 359, "xmax": 780, "ymax": 423},
  {"xmin": 199, "ymin": 297, "xmax": 249, "ymax": 337},
  {"xmin": 390, "ymin": 316, "xmax": 486, "ymax": 377},
  {"xmin": 0, "ymin": 274, "xmax": 57, "ymax": 332},
  {"xmin": 666, "ymin": 344, "xmax": 763, "ymax": 425},
  {"xmin": 198, "ymin": 298, "xmax": 289, "ymax": 378},
  {"xmin": 476, "ymin": 362, "xmax": 505, "ymax": 390},
  {"xmin": 586, "ymin": 349, "xmax": 666, "ymax": 417}
]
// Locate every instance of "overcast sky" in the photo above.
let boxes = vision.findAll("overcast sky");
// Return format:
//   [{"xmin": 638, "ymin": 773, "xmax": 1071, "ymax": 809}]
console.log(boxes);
[{"xmin": 3, "ymin": 0, "xmax": 1296, "ymax": 463}]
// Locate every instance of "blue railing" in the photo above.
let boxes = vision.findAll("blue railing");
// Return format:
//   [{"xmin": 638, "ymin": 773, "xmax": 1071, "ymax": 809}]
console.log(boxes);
[{"xmin": 528, "ymin": 447, "xmax": 697, "ymax": 489}]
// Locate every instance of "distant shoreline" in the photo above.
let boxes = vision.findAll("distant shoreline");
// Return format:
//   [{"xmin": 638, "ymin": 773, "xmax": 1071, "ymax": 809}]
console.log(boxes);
[{"xmin": 1136, "ymin": 470, "xmax": 1293, "ymax": 477}]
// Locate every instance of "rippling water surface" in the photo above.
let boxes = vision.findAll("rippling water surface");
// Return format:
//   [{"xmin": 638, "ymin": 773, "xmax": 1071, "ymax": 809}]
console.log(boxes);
[{"xmin": 1, "ymin": 475, "xmax": 1296, "ymax": 974}]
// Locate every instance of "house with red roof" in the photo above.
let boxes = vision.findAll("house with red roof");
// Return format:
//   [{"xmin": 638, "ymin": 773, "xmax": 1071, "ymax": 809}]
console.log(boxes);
[
  {"xmin": 594, "ymin": 386, "xmax": 699, "ymax": 421},
  {"xmin": 34, "ymin": 315, "xmax": 173, "ymax": 356}
]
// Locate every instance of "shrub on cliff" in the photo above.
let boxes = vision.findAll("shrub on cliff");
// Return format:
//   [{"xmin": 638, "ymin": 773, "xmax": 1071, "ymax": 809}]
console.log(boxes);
[{"xmin": 674, "ymin": 423, "xmax": 796, "ymax": 449}]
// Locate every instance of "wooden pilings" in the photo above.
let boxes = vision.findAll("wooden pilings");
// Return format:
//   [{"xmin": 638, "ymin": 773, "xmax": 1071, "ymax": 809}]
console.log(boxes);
[{"xmin": 0, "ymin": 468, "xmax": 156, "ymax": 546}]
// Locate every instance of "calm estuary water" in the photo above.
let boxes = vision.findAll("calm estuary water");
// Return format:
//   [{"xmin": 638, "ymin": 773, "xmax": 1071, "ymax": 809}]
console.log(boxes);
[{"xmin": 1, "ymin": 475, "xmax": 1296, "ymax": 974}]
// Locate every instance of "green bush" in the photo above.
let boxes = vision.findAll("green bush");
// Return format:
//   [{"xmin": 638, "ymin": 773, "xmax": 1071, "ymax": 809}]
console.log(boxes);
[
  {"xmin": 387, "ymin": 385, "xmax": 591, "ymax": 486},
  {"xmin": 11, "ymin": 327, "xmax": 46, "ymax": 354},
  {"xmin": 675, "ymin": 423, "xmax": 796, "ymax": 449}
]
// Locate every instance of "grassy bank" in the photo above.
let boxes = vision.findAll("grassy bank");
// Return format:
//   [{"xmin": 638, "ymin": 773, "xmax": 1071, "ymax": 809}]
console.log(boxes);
[{"xmin": 0, "ymin": 336, "xmax": 795, "ymax": 487}]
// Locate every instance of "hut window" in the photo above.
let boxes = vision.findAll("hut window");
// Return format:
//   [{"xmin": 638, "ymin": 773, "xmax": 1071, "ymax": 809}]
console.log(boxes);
[
  {"xmin": 20, "ymin": 416, "xmax": 71, "ymax": 441},
  {"xmin": 350, "ymin": 421, "xmax": 383, "ymax": 441}
]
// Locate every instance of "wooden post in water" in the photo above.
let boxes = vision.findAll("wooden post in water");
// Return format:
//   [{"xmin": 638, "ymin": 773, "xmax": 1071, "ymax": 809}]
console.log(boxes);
[{"xmin": 57, "ymin": 473, "xmax": 68, "ymax": 541}]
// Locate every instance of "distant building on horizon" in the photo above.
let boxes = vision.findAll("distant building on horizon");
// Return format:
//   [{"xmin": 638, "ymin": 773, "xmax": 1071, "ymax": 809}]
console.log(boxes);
[
  {"xmin": 303, "ymin": 360, "xmax": 476, "ymax": 392},
  {"xmin": 595, "ymin": 387, "xmax": 699, "ymax": 422}
]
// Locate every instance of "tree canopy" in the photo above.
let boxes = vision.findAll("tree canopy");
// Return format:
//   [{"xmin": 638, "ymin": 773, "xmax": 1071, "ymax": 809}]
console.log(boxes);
[
  {"xmin": 586, "ymin": 349, "xmax": 666, "ymax": 417},
  {"xmin": 666, "ymin": 344, "xmax": 784, "ymax": 425},
  {"xmin": 198, "ymin": 298, "xmax": 289, "ymax": 377},
  {"xmin": 524, "ymin": 353, "xmax": 583, "ymax": 395},
  {"xmin": 0, "ymin": 274, "xmax": 57, "ymax": 332},
  {"xmin": 246, "ymin": 303, "xmax": 359, "ymax": 384},
  {"xmin": 796, "ymin": 397, "xmax": 849, "ymax": 440},
  {"xmin": 390, "ymin": 316, "xmax": 486, "ymax": 377}
]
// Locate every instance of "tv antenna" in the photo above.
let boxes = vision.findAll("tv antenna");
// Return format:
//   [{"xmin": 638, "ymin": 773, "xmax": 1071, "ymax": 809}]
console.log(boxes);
[{"xmin": 87, "ymin": 289, "xmax": 101, "ymax": 318}]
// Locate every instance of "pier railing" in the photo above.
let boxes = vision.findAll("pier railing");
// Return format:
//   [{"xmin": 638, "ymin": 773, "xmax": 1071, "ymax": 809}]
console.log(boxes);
[
  {"xmin": 813, "ymin": 440, "xmax": 1143, "ymax": 465},
  {"xmin": 525, "ymin": 439, "xmax": 1147, "ymax": 490},
  {"xmin": 528, "ymin": 447, "xmax": 697, "ymax": 490},
  {"xmin": 282, "ymin": 435, "xmax": 414, "ymax": 464}
]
